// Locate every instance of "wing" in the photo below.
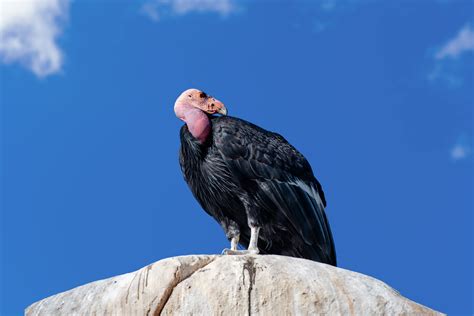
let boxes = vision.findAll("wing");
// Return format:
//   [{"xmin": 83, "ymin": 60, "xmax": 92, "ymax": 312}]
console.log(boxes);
[{"xmin": 213, "ymin": 117, "xmax": 336, "ymax": 264}]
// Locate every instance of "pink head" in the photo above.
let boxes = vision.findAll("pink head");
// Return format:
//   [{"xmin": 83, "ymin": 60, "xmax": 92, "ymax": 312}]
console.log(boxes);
[{"xmin": 174, "ymin": 88, "xmax": 227, "ymax": 143}]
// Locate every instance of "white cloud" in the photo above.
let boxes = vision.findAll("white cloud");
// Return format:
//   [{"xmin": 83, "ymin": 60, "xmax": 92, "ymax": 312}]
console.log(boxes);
[
  {"xmin": 428, "ymin": 24, "xmax": 474, "ymax": 87},
  {"xmin": 435, "ymin": 24, "xmax": 474, "ymax": 60},
  {"xmin": 141, "ymin": 0, "xmax": 236, "ymax": 22},
  {"xmin": 0, "ymin": 0, "xmax": 69, "ymax": 77},
  {"xmin": 450, "ymin": 135, "xmax": 471, "ymax": 161}
]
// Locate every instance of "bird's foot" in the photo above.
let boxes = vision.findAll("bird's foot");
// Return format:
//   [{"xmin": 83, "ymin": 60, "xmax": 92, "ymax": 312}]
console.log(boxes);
[{"xmin": 222, "ymin": 248, "xmax": 259, "ymax": 255}]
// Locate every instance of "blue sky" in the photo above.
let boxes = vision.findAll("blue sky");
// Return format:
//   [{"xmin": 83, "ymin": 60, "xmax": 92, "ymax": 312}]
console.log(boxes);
[{"xmin": 1, "ymin": 0, "xmax": 473, "ymax": 314}]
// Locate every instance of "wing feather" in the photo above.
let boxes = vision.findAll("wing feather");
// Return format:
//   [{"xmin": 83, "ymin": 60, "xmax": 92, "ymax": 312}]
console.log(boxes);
[{"xmin": 214, "ymin": 117, "xmax": 336, "ymax": 264}]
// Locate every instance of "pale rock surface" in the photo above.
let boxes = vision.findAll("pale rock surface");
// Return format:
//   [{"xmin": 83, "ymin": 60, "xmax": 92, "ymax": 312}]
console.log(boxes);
[{"xmin": 26, "ymin": 255, "xmax": 443, "ymax": 315}]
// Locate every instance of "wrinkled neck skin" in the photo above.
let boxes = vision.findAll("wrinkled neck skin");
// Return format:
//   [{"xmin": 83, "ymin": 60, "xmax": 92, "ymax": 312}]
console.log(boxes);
[{"xmin": 176, "ymin": 103, "xmax": 211, "ymax": 144}]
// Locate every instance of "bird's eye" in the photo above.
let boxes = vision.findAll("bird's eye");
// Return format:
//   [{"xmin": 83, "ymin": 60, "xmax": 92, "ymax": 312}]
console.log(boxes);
[{"xmin": 188, "ymin": 95, "xmax": 191, "ymax": 98}]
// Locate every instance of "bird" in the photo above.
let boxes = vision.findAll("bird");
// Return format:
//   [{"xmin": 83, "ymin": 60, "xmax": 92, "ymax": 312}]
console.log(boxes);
[{"xmin": 175, "ymin": 88, "xmax": 337, "ymax": 265}]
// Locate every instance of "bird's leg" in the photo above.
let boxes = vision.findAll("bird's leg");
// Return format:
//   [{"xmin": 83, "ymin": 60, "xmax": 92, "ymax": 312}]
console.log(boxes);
[
  {"xmin": 222, "ymin": 226, "xmax": 260, "ymax": 255},
  {"xmin": 223, "ymin": 198, "xmax": 260, "ymax": 255},
  {"xmin": 247, "ymin": 225, "xmax": 260, "ymax": 254},
  {"xmin": 222, "ymin": 234, "xmax": 241, "ymax": 255},
  {"xmin": 231, "ymin": 234, "xmax": 239, "ymax": 251},
  {"xmin": 222, "ymin": 220, "xmax": 242, "ymax": 255}
]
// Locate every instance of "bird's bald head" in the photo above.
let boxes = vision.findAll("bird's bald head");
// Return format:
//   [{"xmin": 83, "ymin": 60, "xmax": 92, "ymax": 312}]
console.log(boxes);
[{"xmin": 174, "ymin": 88, "xmax": 227, "ymax": 121}]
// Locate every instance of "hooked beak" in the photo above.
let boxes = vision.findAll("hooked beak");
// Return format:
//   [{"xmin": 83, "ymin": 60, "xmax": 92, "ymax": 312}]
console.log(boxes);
[
  {"xmin": 206, "ymin": 98, "xmax": 227, "ymax": 116},
  {"xmin": 217, "ymin": 104, "xmax": 228, "ymax": 116}
]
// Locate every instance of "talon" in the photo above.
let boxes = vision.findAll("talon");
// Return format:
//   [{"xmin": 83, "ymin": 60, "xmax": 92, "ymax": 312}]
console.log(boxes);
[
  {"xmin": 222, "ymin": 248, "xmax": 243, "ymax": 255},
  {"xmin": 222, "ymin": 227, "xmax": 260, "ymax": 256},
  {"xmin": 222, "ymin": 249, "xmax": 256, "ymax": 256},
  {"xmin": 248, "ymin": 248, "xmax": 259, "ymax": 255}
]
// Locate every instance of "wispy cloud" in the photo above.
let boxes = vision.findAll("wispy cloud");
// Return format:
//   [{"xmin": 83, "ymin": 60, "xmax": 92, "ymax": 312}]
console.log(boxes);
[
  {"xmin": 450, "ymin": 134, "xmax": 471, "ymax": 162},
  {"xmin": 0, "ymin": 0, "xmax": 69, "ymax": 77},
  {"xmin": 427, "ymin": 62, "xmax": 464, "ymax": 88},
  {"xmin": 141, "ymin": 0, "xmax": 237, "ymax": 22},
  {"xmin": 435, "ymin": 24, "xmax": 474, "ymax": 60},
  {"xmin": 428, "ymin": 24, "xmax": 474, "ymax": 87},
  {"xmin": 291, "ymin": 0, "xmax": 370, "ymax": 34}
]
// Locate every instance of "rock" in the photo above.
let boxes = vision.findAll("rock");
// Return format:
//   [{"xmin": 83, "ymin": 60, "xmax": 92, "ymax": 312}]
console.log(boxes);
[{"xmin": 26, "ymin": 255, "xmax": 443, "ymax": 315}]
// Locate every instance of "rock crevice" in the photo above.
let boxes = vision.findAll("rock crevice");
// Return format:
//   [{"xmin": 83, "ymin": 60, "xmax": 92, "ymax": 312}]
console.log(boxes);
[
  {"xmin": 242, "ymin": 256, "xmax": 256, "ymax": 316},
  {"xmin": 153, "ymin": 256, "xmax": 216, "ymax": 315}
]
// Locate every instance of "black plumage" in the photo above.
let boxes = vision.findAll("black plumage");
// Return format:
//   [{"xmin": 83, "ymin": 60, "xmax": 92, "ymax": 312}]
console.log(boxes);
[{"xmin": 179, "ymin": 115, "xmax": 337, "ymax": 265}]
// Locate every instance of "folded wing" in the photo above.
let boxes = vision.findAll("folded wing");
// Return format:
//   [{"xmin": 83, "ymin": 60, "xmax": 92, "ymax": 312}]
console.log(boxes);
[{"xmin": 215, "ymin": 119, "xmax": 336, "ymax": 265}]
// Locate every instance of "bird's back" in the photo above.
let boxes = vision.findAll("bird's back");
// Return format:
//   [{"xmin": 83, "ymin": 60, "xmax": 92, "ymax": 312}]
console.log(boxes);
[{"xmin": 180, "ymin": 116, "xmax": 336, "ymax": 265}]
